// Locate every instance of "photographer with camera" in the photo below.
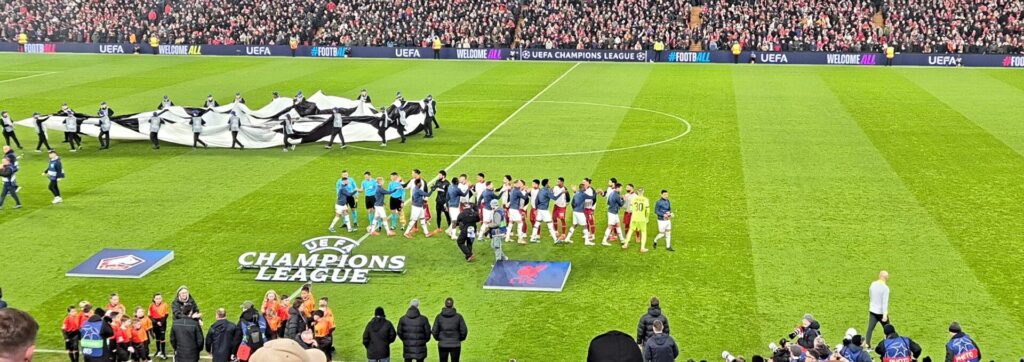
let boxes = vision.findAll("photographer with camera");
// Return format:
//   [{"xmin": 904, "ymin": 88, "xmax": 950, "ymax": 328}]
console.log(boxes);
[
  {"xmin": 790, "ymin": 314, "xmax": 821, "ymax": 350},
  {"xmin": 838, "ymin": 333, "xmax": 871, "ymax": 362},
  {"xmin": 874, "ymin": 324, "xmax": 921, "ymax": 362}
]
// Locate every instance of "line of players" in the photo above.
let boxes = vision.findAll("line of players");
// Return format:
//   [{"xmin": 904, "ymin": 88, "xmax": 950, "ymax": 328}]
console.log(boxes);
[
  {"xmin": 330, "ymin": 169, "xmax": 675, "ymax": 253},
  {"xmin": 3, "ymin": 89, "xmax": 439, "ymax": 152}
]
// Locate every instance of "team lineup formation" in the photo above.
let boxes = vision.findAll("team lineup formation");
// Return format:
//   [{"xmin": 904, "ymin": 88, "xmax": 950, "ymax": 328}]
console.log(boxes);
[{"xmin": 330, "ymin": 169, "xmax": 675, "ymax": 261}]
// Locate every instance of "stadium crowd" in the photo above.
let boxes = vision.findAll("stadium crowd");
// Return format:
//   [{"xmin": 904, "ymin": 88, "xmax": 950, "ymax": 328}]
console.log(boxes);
[{"xmin": 1, "ymin": 0, "xmax": 1023, "ymax": 53}]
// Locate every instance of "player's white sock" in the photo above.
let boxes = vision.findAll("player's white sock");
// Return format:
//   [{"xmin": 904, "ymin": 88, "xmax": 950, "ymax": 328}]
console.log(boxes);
[
  {"xmin": 547, "ymin": 223, "xmax": 558, "ymax": 241},
  {"xmin": 565, "ymin": 227, "xmax": 575, "ymax": 241},
  {"xmin": 531, "ymin": 221, "xmax": 541, "ymax": 239},
  {"xmin": 420, "ymin": 220, "xmax": 430, "ymax": 236},
  {"xmin": 654, "ymin": 233, "xmax": 664, "ymax": 244},
  {"xmin": 602, "ymin": 226, "xmax": 613, "ymax": 243},
  {"xmin": 344, "ymin": 214, "xmax": 352, "ymax": 230},
  {"xmin": 583, "ymin": 229, "xmax": 591, "ymax": 243},
  {"xmin": 404, "ymin": 220, "xmax": 416, "ymax": 235},
  {"xmin": 616, "ymin": 225, "xmax": 624, "ymax": 241},
  {"xmin": 666, "ymin": 233, "xmax": 672, "ymax": 248},
  {"xmin": 330, "ymin": 216, "xmax": 340, "ymax": 229}
]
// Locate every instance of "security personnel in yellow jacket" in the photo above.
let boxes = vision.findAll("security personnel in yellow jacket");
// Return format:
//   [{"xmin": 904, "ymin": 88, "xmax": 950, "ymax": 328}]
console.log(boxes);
[
  {"xmin": 17, "ymin": 32, "xmax": 28, "ymax": 52},
  {"xmin": 653, "ymin": 40, "xmax": 665, "ymax": 62},
  {"xmin": 885, "ymin": 45, "xmax": 895, "ymax": 66},
  {"xmin": 289, "ymin": 37, "xmax": 299, "ymax": 57},
  {"xmin": 432, "ymin": 37, "xmax": 442, "ymax": 59},
  {"xmin": 731, "ymin": 42, "xmax": 742, "ymax": 64},
  {"xmin": 149, "ymin": 35, "xmax": 159, "ymax": 55}
]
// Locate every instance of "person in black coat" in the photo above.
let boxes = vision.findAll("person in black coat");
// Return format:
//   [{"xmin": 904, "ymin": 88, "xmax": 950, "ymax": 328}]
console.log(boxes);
[
  {"xmin": 283, "ymin": 298, "xmax": 308, "ymax": 342},
  {"xmin": 81, "ymin": 306, "xmax": 115, "ymax": 362},
  {"xmin": 431, "ymin": 298, "xmax": 468, "ymax": 362},
  {"xmin": 454, "ymin": 204, "xmax": 480, "ymax": 261},
  {"xmin": 637, "ymin": 297, "xmax": 670, "ymax": 346},
  {"xmin": 397, "ymin": 299, "xmax": 431, "ymax": 362},
  {"xmin": 363, "ymin": 306, "xmax": 396, "ymax": 362},
  {"xmin": 171, "ymin": 285, "xmax": 201, "ymax": 322},
  {"xmin": 170, "ymin": 317, "xmax": 204, "ymax": 362},
  {"xmin": 642, "ymin": 320, "xmax": 679, "ymax": 362},
  {"xmin": 588, "ymin": 330, "xmax": 643, "ymax": 362},
  {"xmin": 205, "ymin": 308, "xmax": 242, "ymax": 362}
]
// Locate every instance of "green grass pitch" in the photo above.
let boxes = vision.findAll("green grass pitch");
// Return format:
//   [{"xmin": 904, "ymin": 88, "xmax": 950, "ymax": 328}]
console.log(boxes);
[{"xmin": 1, "ymin": 53, "xmax": 1023, "ymax": 361}]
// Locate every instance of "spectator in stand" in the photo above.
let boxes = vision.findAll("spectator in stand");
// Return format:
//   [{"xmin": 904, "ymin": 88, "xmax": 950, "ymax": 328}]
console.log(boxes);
[
  {"xmin": 397, "ymin": 299, "xmax": 432, "ymax": 362},
  {"xmin": 0, "ymin": 308, "xmax": 38, "ymax": 362},
  {"xmin": 362, "ymin": 306, "xmax": 397, "ymax": 362},
  {"xmin": 642, "ymin": 320, "xmax": 679, "ymax": 362},
  {"xmin": 431, "ymin": 297, "xmax": 468, "ymax": 362},
  {"xmin": 637, "ymin": 297, "xmax": 670, "ymax": 346}
]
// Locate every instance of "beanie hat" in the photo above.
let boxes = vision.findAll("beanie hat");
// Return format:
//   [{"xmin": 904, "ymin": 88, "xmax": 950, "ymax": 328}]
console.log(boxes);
[
  {"xmin": 949, "ymin": 322, "xmax": 962, "ymax": 333},
  {"xmin": 883, "ymin": 324, "xmax": 896, "ymax": 336},
  {"xmin": 374, "ymin": 306, "xmax": 385, "ymax": 318},
  {"xmin": 845, "ymin": 328, "xmax": 858, "ymax": 340},
  {"xmin": 851, "ymin": 335, "xmax": 863, "ymax": 346},
  {"xmin": 410, "ymin": 299, "xmax": 420, "ymax": 308}
]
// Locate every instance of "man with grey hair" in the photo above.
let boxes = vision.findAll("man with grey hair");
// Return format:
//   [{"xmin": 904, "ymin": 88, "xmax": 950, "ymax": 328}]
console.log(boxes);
[
  {"xmin": 0, "ymin": 308, "xmax": 37, "ymax": 361},
  {"xmin": 866, "ymin": 270, "xmax": 890, "ymax": 346},
  {"xmin": 795, "ymin": 314, "xmax": 820, "ymax": 350},
  {"xmin": 397, "ymin": 299, "xmax": 431, "ymax": 362}
]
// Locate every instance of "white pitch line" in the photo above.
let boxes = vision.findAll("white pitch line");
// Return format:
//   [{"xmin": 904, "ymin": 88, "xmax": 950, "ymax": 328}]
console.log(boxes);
[{"xmin": 0, "ymin": 71, "xmax": 57, "ymax": 84}]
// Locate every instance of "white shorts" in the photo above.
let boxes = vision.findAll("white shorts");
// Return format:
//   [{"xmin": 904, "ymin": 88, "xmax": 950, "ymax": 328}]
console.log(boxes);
[
  {"xmin": 374, "ymin": 206, "xmax": 388, "ymax": 219},
  {"xmin": 657, "ymin": 220, "xmax": 672, "ymax": 232},
  {"xmin": 606, "ymin": 213, "xmax": 620, "ymax": 225},
  {"xmin": 572, "ymin": 212, "xmax": 587, "ymax": 226},
  {"xmin": 410, "ymin": 206, "xmax": 425, "ymax": 221},
  {"xmin": 509, "ymin": 209, "xmax": 523, "ymax": 222},
  {"xmin": 334, "ymin": 204, "xmax": 348, "ymax": 214},
  {"xmin": 482, "ymin": 209, "xmax": 494, "ymax": 223},
  {"xmin": 536, "ymin": 209, "xmax": 552, "ymax": 223},
  {"xmin": 448, "ymin": 207, "xmax": 461, "ymax": 223}
]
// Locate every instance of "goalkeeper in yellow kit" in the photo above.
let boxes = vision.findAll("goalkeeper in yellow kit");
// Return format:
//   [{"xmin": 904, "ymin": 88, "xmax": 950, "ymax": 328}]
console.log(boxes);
[{"xmin": 622, "ymin": 188, "xmax": 650, "ymax": 253}]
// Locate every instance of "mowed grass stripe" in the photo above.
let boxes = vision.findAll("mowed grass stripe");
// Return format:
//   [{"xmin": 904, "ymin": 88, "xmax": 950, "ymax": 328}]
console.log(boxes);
[
  {"xmin": 733, "ymin": 67, "xmax": 1021, "ymax": 356},
  {"xmin": 819, "ymin": 68, "xmax": 1024, "ymax": 358},
  {"xmin": 589, "ymin": 65, "xmax": 764, "ymax": 357},
  {"xmin": 900, "ymin": 68, "xmax": 1024, "ymax": 157},
  {"xmin": 441, "ymin": 63, "xmax": 655, "ymax": 360}
]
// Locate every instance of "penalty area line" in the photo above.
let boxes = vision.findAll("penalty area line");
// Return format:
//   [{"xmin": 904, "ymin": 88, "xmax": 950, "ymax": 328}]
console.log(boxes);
[{"xmin": 0, "ymin": 71, "xmax": 57, "ymax": 84}]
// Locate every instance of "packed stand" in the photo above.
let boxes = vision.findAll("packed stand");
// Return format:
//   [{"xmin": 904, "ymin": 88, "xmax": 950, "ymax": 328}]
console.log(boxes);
[
  {"xmin": 312, "ymin": 0, "xmax": 519, "ymax": 48},
  {"xmin": 515, "ymin": 0, "xmax": 696, "ymax": 50}
]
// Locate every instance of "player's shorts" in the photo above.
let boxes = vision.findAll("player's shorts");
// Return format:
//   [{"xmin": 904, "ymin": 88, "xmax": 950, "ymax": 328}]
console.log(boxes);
[
  {"xmin": 364, "ymin": 196, "xmax": 375, "ymax": 209},
  {"xmin": 482, "ymin": 209, "xmax": 494, "ymax": 223},
  {"xmin": 410, "ymin": 206, "xmax": 425, "ymax": 220},
  {"xmin": 554, "ymin": 206, "xmax": 567, "ymax": 220},
  {"xmin": 448, "ymin": 207, "xmax": 461, "ymax": 224},
  {"xmin": 657, "ymin": 219, "xmax": 672, "ymax": 232},
  {"xmin": 572, "ymin": 211, "xmax": 587, "ymax": 225},
  {"xmin": 335, "ymin": 203, "xmax": 348, "ymax": 214},
  {"xmin": 374, "ymin": 206, "xmax": 388, "ymax": 219},
  {"xmin": 509, "ymin": 209, "xmax": 523, "ymax": 222},
  {"xmin": 64, "ymin": 331, "xmax": 80, "ymax": 350},
  {"xmin": 346, "ymin": 195, "xmax": 357, "ymax": 209},
  {"xmin": 389, "ymin": 197, "xmax": 402, "ymax": 211},
  {"xmin": 607, "ymin": 212, "xmax": 620, "ymax": 225},
  {"xmin": 536, "ymin": 209, "xmax": 552, "ymax": 223}
]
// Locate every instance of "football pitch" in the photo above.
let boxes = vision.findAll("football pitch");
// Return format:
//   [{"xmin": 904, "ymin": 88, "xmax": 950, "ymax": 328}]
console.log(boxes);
[{"xmin": 1, "ymin": 53, "xmax": 1023, "ymax": 361}]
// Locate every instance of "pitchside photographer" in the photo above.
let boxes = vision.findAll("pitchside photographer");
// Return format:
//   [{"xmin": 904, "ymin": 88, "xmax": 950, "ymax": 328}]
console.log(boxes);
[{"xmin": 788, "ymin": 314, "xmax": 821, "ymax": 350}]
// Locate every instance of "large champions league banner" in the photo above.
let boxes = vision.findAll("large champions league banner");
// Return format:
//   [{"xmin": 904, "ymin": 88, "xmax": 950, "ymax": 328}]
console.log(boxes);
[{"xmin": 2, "ymin": 42, "xmax": 1022, "ymax": 67}]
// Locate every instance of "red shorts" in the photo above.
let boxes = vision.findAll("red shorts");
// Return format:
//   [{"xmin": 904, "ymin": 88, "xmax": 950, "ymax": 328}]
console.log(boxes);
[
  {"xmin": 553, "ymin": 206, "xmax": 567, "ymax": 220},
  {"xmin": 623, "ymin": 212, "xmax": 633, "ymax": 231}
]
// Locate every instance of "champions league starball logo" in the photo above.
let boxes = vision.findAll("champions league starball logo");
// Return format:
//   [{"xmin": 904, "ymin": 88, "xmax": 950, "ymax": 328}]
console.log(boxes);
[{"xmin": 238, "ymin": 236, "xmax": 406, "ymax": 284}]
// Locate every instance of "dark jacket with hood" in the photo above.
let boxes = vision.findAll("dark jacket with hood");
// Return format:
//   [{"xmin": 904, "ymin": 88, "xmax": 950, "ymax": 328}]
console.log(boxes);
[
  {"xmin": 840, "ymin": 342, "xmax": 872, "ymax": 362},
  {"xmin": 283, "ymin": 305, "xmax": 308, "ymax": 341},
  {"xmin": 874, "ymin": 332, "xmax": 922, "ymax": 360},
  {"xmin": 205, "ymin": 319, "xmax": 242, "ymax": 362},
  {"xmin": 363, "ymin": 307, "xmax": 397, "ymax": 360},
  {"xmin": 431, "ymin": 307, "xmax": 468, "ymax": 348},
  {"xmin": 637, "ymin": 306, "xmax": 670, "ymax": 345},
  {"xmin": 397, "ymin": 306, "xmax": 431, "ymax": 359},
  {"xmin": 588, "ymin": 330, "xmax": 643, "ymax": 362},
  {"xmin": 643, "ymin": 333, "xmax": 679, "ymax": 362},
  {"xmin": 170, "ymin": 317, "xmax": 204, "ymax": 362},
  {"xmin": 797, "ymin": 320, "xmax": 821, "ymax": 350}
]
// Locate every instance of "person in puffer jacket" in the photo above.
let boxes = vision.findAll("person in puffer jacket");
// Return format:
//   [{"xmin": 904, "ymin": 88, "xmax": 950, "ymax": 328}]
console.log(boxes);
[
  {"xmin": 637, "ymin": 297, "xmax": 670, "ymax": 345},
  {"xmin": 362, "ymin": 306, "xmax": 396, "ymax": 362},
  {"xmin": 397, "ymin": 299, "xmax": 431, "ymax": 362},
  {"xmin": 642, "ymin": 320, "xmax": 679, "ymax": 362},
  {"xmin": 431, "ymin": 297, "xmax": 468, "ymax": 362}
]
